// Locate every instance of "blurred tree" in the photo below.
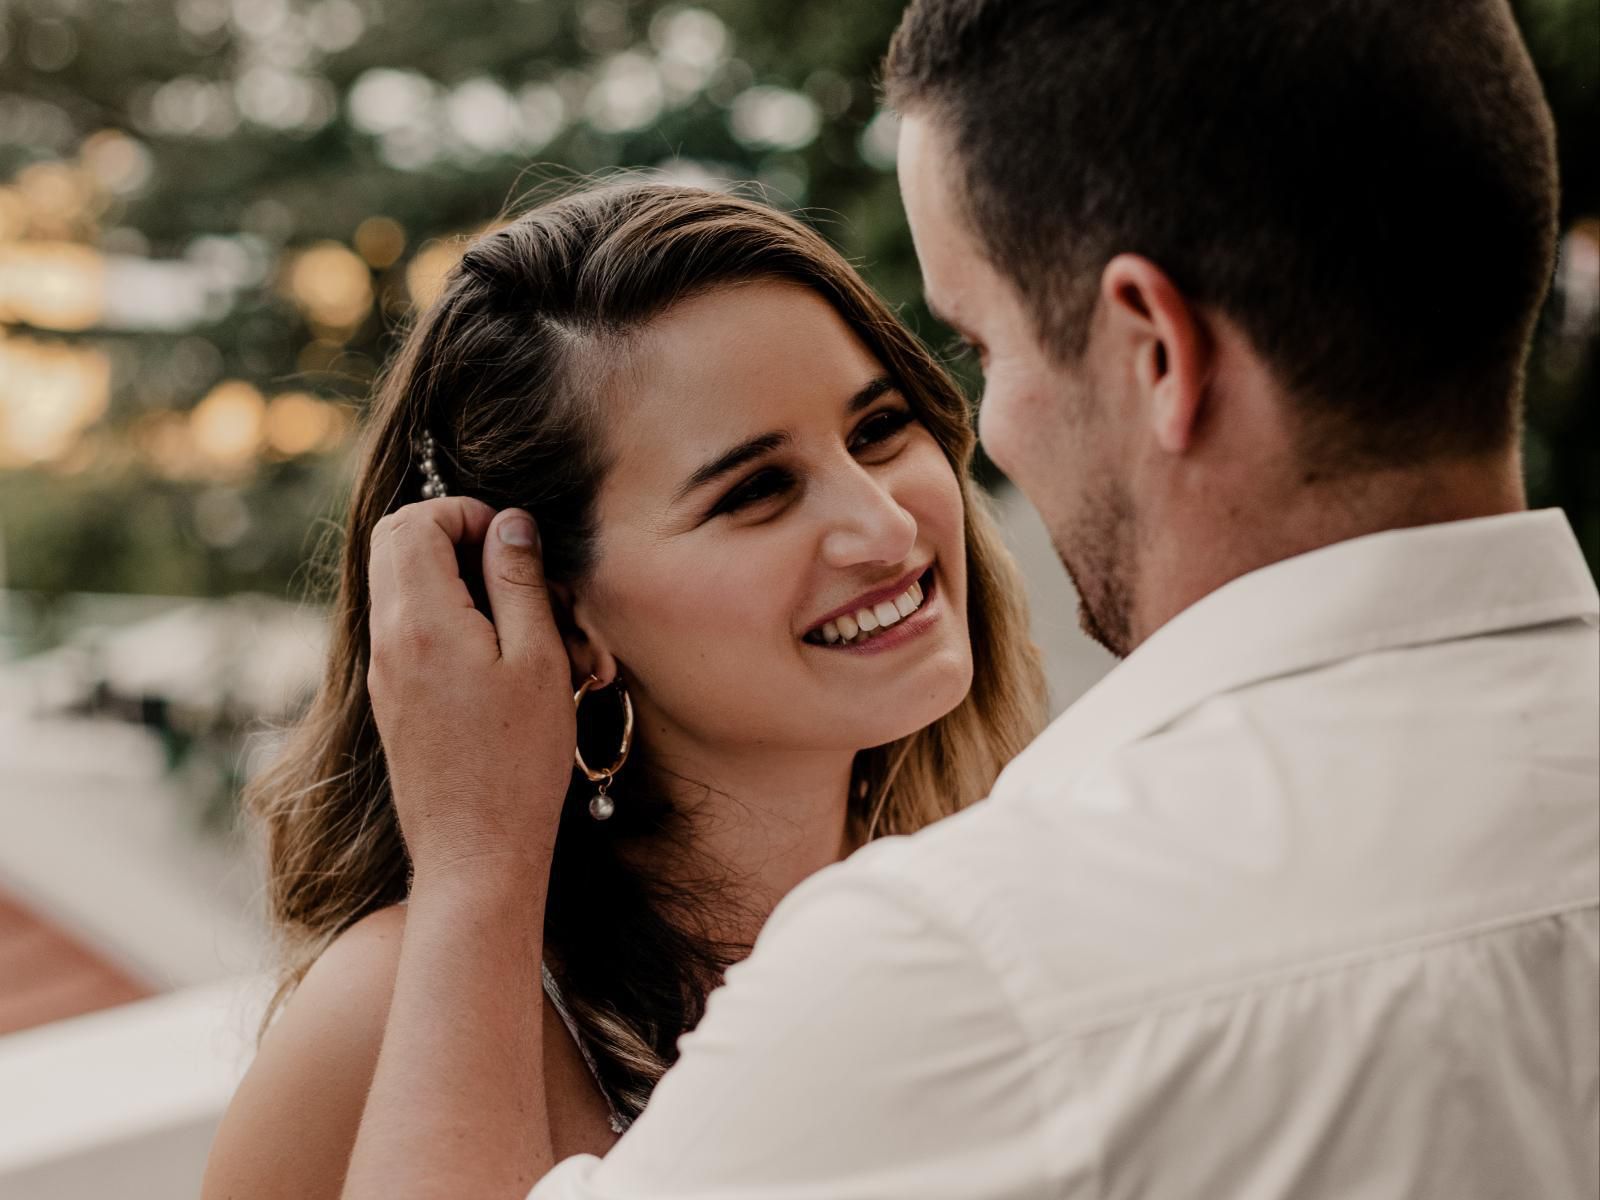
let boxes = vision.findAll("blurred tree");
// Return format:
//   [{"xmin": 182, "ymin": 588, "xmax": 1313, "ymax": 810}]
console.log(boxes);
[
  {"xmin": 1512, "ymin": 0, "xmax": 1600, "ymax": 566},
  {"xmin": 0, "ymin": 0, "xmax": 1594, "ymax": 604}
]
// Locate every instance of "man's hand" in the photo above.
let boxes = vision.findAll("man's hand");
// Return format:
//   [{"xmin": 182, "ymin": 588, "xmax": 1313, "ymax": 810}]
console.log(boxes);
[
  {"xmin": 365, "ymin": 498, "xmax": 574, "ymax": 883},
  {"xmin": 347, "ymin": 498, "xmax": 566, "ymax": 1200}
]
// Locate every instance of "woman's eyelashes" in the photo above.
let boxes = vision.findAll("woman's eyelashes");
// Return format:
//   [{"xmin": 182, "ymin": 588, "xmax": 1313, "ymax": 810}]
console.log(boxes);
[
  {"xmin": 709, "ymin": 406, "xmax": 918, "ymax": 519},
  {"xmin": 712, "ymin": 466, "xmax": 794, "ymax": 516},
  {"xmin": 849, "ymin": 406, "xmax": 915, "ymax": 453}
]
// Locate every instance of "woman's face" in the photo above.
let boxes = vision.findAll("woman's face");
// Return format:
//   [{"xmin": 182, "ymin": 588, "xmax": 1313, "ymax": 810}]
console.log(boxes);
[{"xmin": 570, "ymin": 279, "xmax": 973, "ymax": 760}]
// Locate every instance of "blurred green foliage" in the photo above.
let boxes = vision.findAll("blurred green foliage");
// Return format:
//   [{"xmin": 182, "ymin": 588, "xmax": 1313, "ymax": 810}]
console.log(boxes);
[{"xmin": 0, "ymin": 0, "xmax": 1594, "ymax": 608}]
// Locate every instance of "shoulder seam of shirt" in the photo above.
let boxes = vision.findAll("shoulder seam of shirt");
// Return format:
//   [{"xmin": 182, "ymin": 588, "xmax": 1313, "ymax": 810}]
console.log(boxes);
[
  {"xmin": 1056, "ymin": 894, "xmax": 1598, "ymax": 1043},
  {"xmin": 1010, "ymin": 607, "xmax": 1596, "ymax": 796},
  {"xmin": 839, "ymin": 848, "xmax": 1076, "ymax": 1194}
]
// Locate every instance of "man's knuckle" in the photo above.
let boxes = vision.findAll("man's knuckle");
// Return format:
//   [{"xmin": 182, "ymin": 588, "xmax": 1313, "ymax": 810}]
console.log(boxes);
[
  {"xmin": 375, "ymin": 509, "xmax": 419, "ymax": 544},
  {"xmin": 370, "ymin": 513, "xmax": 396, "ymax": 545},
  {"xmin": 396, "ymin": 618, "xmax": 438, "ymax": 659},
  {"xmin": 369, "ymin": 608, "xmax": 438, "ymax": 670}
]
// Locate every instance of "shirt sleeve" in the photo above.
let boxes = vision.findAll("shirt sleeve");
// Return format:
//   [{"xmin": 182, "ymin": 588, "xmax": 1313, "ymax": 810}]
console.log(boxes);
[{"xmin": 527, "ymin": 857, "xmax": 1052, "ymax": 1200}]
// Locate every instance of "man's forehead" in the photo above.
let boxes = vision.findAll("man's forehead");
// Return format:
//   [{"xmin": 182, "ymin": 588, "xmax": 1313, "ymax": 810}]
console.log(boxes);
[
  {"xmin": 895, "ymin": 113, "xmax": 944, "ymax": 224},
  {"xmin": 896, "ymin": 114, "xmax": 978, "ymax": 319}
]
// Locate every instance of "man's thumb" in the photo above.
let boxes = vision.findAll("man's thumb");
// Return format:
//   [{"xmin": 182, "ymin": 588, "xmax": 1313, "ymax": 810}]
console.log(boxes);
[{"xmin": 484, "ymin": 509, "xmax": 557, "ymax": 660}]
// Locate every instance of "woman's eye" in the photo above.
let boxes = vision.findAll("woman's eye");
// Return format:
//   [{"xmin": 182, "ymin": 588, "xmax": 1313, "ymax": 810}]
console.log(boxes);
[
  {"xmin": 713, "ymin": 468, "xmax": 793, "ymax": 516},
  {"xmin": 851, "ymin": 407, "xmax": 916, "ymax": 452}
]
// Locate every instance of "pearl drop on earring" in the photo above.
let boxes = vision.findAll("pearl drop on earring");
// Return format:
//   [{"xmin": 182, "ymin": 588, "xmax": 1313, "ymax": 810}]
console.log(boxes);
[{"xmin": 573, "ymin": 674, "xmax": 631, "ymax": 824}]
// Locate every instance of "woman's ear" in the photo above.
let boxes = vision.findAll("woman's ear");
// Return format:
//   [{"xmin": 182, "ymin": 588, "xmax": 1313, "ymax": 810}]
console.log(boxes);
[{"xmin": 548, "ymin": 581, "xmax": 619, "ymax": 687}]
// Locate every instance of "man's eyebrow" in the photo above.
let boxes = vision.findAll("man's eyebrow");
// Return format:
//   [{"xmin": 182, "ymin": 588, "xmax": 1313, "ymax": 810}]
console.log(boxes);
[
  {"xmin": 924, "ymin": 299, "xmax": 979, "ymax": 347},
  {"xmin": 672, "ymin": 376, "xmax": 898, "ymax": 505}
]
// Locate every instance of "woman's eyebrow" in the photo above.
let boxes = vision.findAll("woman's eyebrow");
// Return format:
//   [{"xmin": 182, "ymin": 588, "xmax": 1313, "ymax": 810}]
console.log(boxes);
[
  {"xmin": 672, "ymin": 376, "xmax": 897, "ymax": 504},
  {"xmin": 847, "ymin": 375, "xmax": 895, "ymax": 414},
  {"xmin": 673, "ymin": 431, "xmax": 790, "ymax": 504}
]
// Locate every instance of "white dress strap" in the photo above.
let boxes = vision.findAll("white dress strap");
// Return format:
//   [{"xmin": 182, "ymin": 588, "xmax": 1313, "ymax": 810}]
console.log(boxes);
[{"xmin": 541, "ymin": 962, "xmax": 629, "ymax": 1134}]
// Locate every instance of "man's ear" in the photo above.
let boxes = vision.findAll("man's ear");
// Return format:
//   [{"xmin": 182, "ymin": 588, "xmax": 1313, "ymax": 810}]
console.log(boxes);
[
  {"xmin": 547, "ymin": 581, "xmax": 619, "ymax": 687},
  {"xmin": 1098, "ymin": 254, "xmax": 1214, "ymax": 455}
]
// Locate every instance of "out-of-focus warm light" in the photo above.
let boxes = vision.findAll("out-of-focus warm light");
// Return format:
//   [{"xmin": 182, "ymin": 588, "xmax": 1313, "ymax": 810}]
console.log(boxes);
[
  {"xmin": 405, "ymin": 238, "xmax": 464, "ymax": 309},
  {"xmin": 319, "ymin": 402, "xmax": 353, "ymax": 449},
  {"xmin": 15, "ymin": 160, "xmax": 105, "ymax": 241},
  {"xmin": 355, "ymin": 216, "xmax": 406, "ymax": 268},
  {"xmin": 53, "ymin": 432, "xmax": 105, "ymax": 475},
  {"xmin": 0, "ymin": 188, "xmax": 29, "ymax": 242},
  {"xmin": 190, "ymin": 379, "xmax": 266, "ymax": 471},
  {"xmin": 79, "ymin": 130, "xmax": 155, "ymax": 196},
  {"xmin": 265, "ymin": 390, "xmax": 336, "ymax": 456},
  {"xmin": 136, "ymin": 410, "xmax": 202, "ymax": 479},
  {"xmin": 0, "ymin": 330, "xmax": 112, "ymax": 466},
  {"xmin": 286, "ymin": 240, "xmax": 373, "ymax": 332},
  {"xmin": 0, "ymin": 242, "xmax": 106, "ymax": 330}
]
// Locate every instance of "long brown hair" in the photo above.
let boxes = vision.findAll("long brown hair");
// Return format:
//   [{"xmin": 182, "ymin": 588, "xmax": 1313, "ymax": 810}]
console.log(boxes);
[{"xmin": 248, "ymin": 181, "xmax": 1046, "ymax": 1117}]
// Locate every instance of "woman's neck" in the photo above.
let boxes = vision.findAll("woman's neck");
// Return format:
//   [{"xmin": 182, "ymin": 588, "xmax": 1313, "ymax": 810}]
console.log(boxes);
[{"xmin": 627, "ymin": 741, "xmax": 858, "ymax": 951}]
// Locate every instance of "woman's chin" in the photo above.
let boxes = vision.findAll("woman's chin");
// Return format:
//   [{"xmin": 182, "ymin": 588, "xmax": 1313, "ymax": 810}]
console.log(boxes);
[{"xmin": 849, "ymin": 647, "xmax": 975, "ymax": 745}]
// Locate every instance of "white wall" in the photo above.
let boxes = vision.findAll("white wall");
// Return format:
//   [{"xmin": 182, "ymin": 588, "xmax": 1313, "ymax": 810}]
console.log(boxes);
[{"xmin": 0, "ymin": 977, "xmax": 269, "ymax": 1200}]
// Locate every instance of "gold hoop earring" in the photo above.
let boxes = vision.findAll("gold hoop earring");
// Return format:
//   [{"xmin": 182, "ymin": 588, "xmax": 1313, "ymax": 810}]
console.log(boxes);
[{"xmin": 573, "ymin": 674, "xmax": 633, "ymax": 821}]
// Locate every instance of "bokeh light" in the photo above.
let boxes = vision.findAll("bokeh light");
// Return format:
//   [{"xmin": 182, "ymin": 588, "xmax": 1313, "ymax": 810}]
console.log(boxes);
[
  {"xmin": 405, "ymin": 239, "xmax": 465, "ymax": 311},
  {"xmin": 264, "ymin": 391, "xmax": 341, "ymax": 457},
  {"xmin": 353, "ymin": 217, "xmax": 407, "ymax": 269},
  {"xmin": 0, "ymin": 243, "xmax": 105, "ymax": 331},
  {"xmin": 189, "ymin": 380, "xmax": 266, "ymax": 473},
  {"xmin": 0, "ymin": 331, "xmax": 111, "ymax": 466},
  {"xmin": 285, "ymin": 241, "xmax": 372, "ymax": 333}
]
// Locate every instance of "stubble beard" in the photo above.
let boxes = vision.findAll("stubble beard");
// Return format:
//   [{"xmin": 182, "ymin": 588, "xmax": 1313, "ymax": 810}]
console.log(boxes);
[{"xmin": 1053, "ymin": 474, "xmax": 1137, "ymax": 659}]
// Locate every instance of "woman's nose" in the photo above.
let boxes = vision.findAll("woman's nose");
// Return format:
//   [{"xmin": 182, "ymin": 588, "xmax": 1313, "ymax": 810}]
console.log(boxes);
[{"xmin": 817, "ymin": 468, "xmax": 918, "ymax": 569}]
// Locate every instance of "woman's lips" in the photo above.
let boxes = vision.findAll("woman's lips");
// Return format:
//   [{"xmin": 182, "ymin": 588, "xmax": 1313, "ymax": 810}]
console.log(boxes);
[
  {"xmin": 804, "ymin": 568, "xmax": 941, "ymax": 654},
  {"xmin": 803, "ymin": 563, "xmax": 932, "ymax": 639}
]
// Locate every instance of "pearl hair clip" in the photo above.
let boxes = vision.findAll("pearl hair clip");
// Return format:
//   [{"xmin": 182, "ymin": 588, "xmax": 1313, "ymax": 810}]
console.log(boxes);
[{"xmin": 414, "ymin": 428, "xmax": 448, "ymax": 499}]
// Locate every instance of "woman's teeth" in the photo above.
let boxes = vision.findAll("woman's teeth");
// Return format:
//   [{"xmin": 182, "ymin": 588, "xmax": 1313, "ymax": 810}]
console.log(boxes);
[{"xmin": 815, "ymin": 578, "xmax": 926, "ymax": 647}]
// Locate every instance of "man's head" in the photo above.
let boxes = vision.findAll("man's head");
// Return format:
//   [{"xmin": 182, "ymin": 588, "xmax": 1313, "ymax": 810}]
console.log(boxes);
[{"xmin": 887, "ymin": 0, "xmax": 1559, "ymax": 654}]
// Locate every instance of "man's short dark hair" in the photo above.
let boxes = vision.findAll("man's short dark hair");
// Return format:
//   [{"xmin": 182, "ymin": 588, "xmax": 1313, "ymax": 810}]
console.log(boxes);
[{"xmin": 886, "ymin": 0, "xmax": 1559, "ymax": 468}]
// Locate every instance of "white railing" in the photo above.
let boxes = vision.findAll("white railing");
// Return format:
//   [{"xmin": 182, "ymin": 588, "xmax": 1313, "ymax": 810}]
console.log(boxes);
[{"xmin": 0, "ymin": 976, "xmax": 267, "ymax": 1200}]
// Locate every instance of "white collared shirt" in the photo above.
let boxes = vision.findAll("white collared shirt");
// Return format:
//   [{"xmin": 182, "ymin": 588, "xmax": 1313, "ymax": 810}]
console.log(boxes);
[{"xmin": 533, "ymin": 511, "xmax": 1599, "ymax": 1200}]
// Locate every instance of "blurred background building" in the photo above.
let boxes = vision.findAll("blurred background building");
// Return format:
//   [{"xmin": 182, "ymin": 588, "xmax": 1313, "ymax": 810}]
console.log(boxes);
[{"xmin": 0, "ymin": 0, "xmax": 1594, "ymax": 1196}]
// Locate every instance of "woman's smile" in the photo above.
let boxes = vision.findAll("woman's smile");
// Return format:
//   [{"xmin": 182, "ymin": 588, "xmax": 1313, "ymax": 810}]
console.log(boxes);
[{"xmin": 802, "ymin": 565, "xmax": 941, "ymax": 654}]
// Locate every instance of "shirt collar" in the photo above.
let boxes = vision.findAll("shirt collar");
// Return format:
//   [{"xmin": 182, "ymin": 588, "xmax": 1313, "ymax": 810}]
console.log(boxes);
[{"xmin": 1001, "ymin": 509, "xmax": 1598, "ymax": 791}]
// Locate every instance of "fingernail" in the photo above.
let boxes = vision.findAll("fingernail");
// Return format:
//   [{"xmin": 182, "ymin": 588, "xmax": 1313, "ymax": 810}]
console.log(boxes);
[{"xmin": 498, "ymin": 512, "xmax": 537, "ymax": 548}]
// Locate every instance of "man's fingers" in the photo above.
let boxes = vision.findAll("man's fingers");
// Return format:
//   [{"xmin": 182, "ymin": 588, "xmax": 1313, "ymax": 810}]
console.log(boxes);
[
  {"xmin": 368, "ymin": 496, "xmax": 497, "ymax": 641},
  {"xmin": 415, "ymin": 494, "xmax": 498, "ymax": 548},
  {"xmin": 481, "ymin": 508, "xmax": 562, "ymax": 666}
]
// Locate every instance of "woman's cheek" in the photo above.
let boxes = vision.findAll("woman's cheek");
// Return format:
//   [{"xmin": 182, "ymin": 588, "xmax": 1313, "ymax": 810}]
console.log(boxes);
[
  {"xmin": 618, "ymin": 556, "xmax": 772, "ymax": 673},
  {"xmin": 905, "ymin": 437, "xmax": 966, "ymax": 546}
]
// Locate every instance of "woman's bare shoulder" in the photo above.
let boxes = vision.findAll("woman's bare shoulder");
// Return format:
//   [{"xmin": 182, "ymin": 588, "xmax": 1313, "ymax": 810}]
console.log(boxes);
[
  {"xmin": 202, "ymin": 905, "xmax": 407, "ymax": 1200},
  {"xmin": 204, "ymin": 905, "xmax": 616, "ymax": 1196}
]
